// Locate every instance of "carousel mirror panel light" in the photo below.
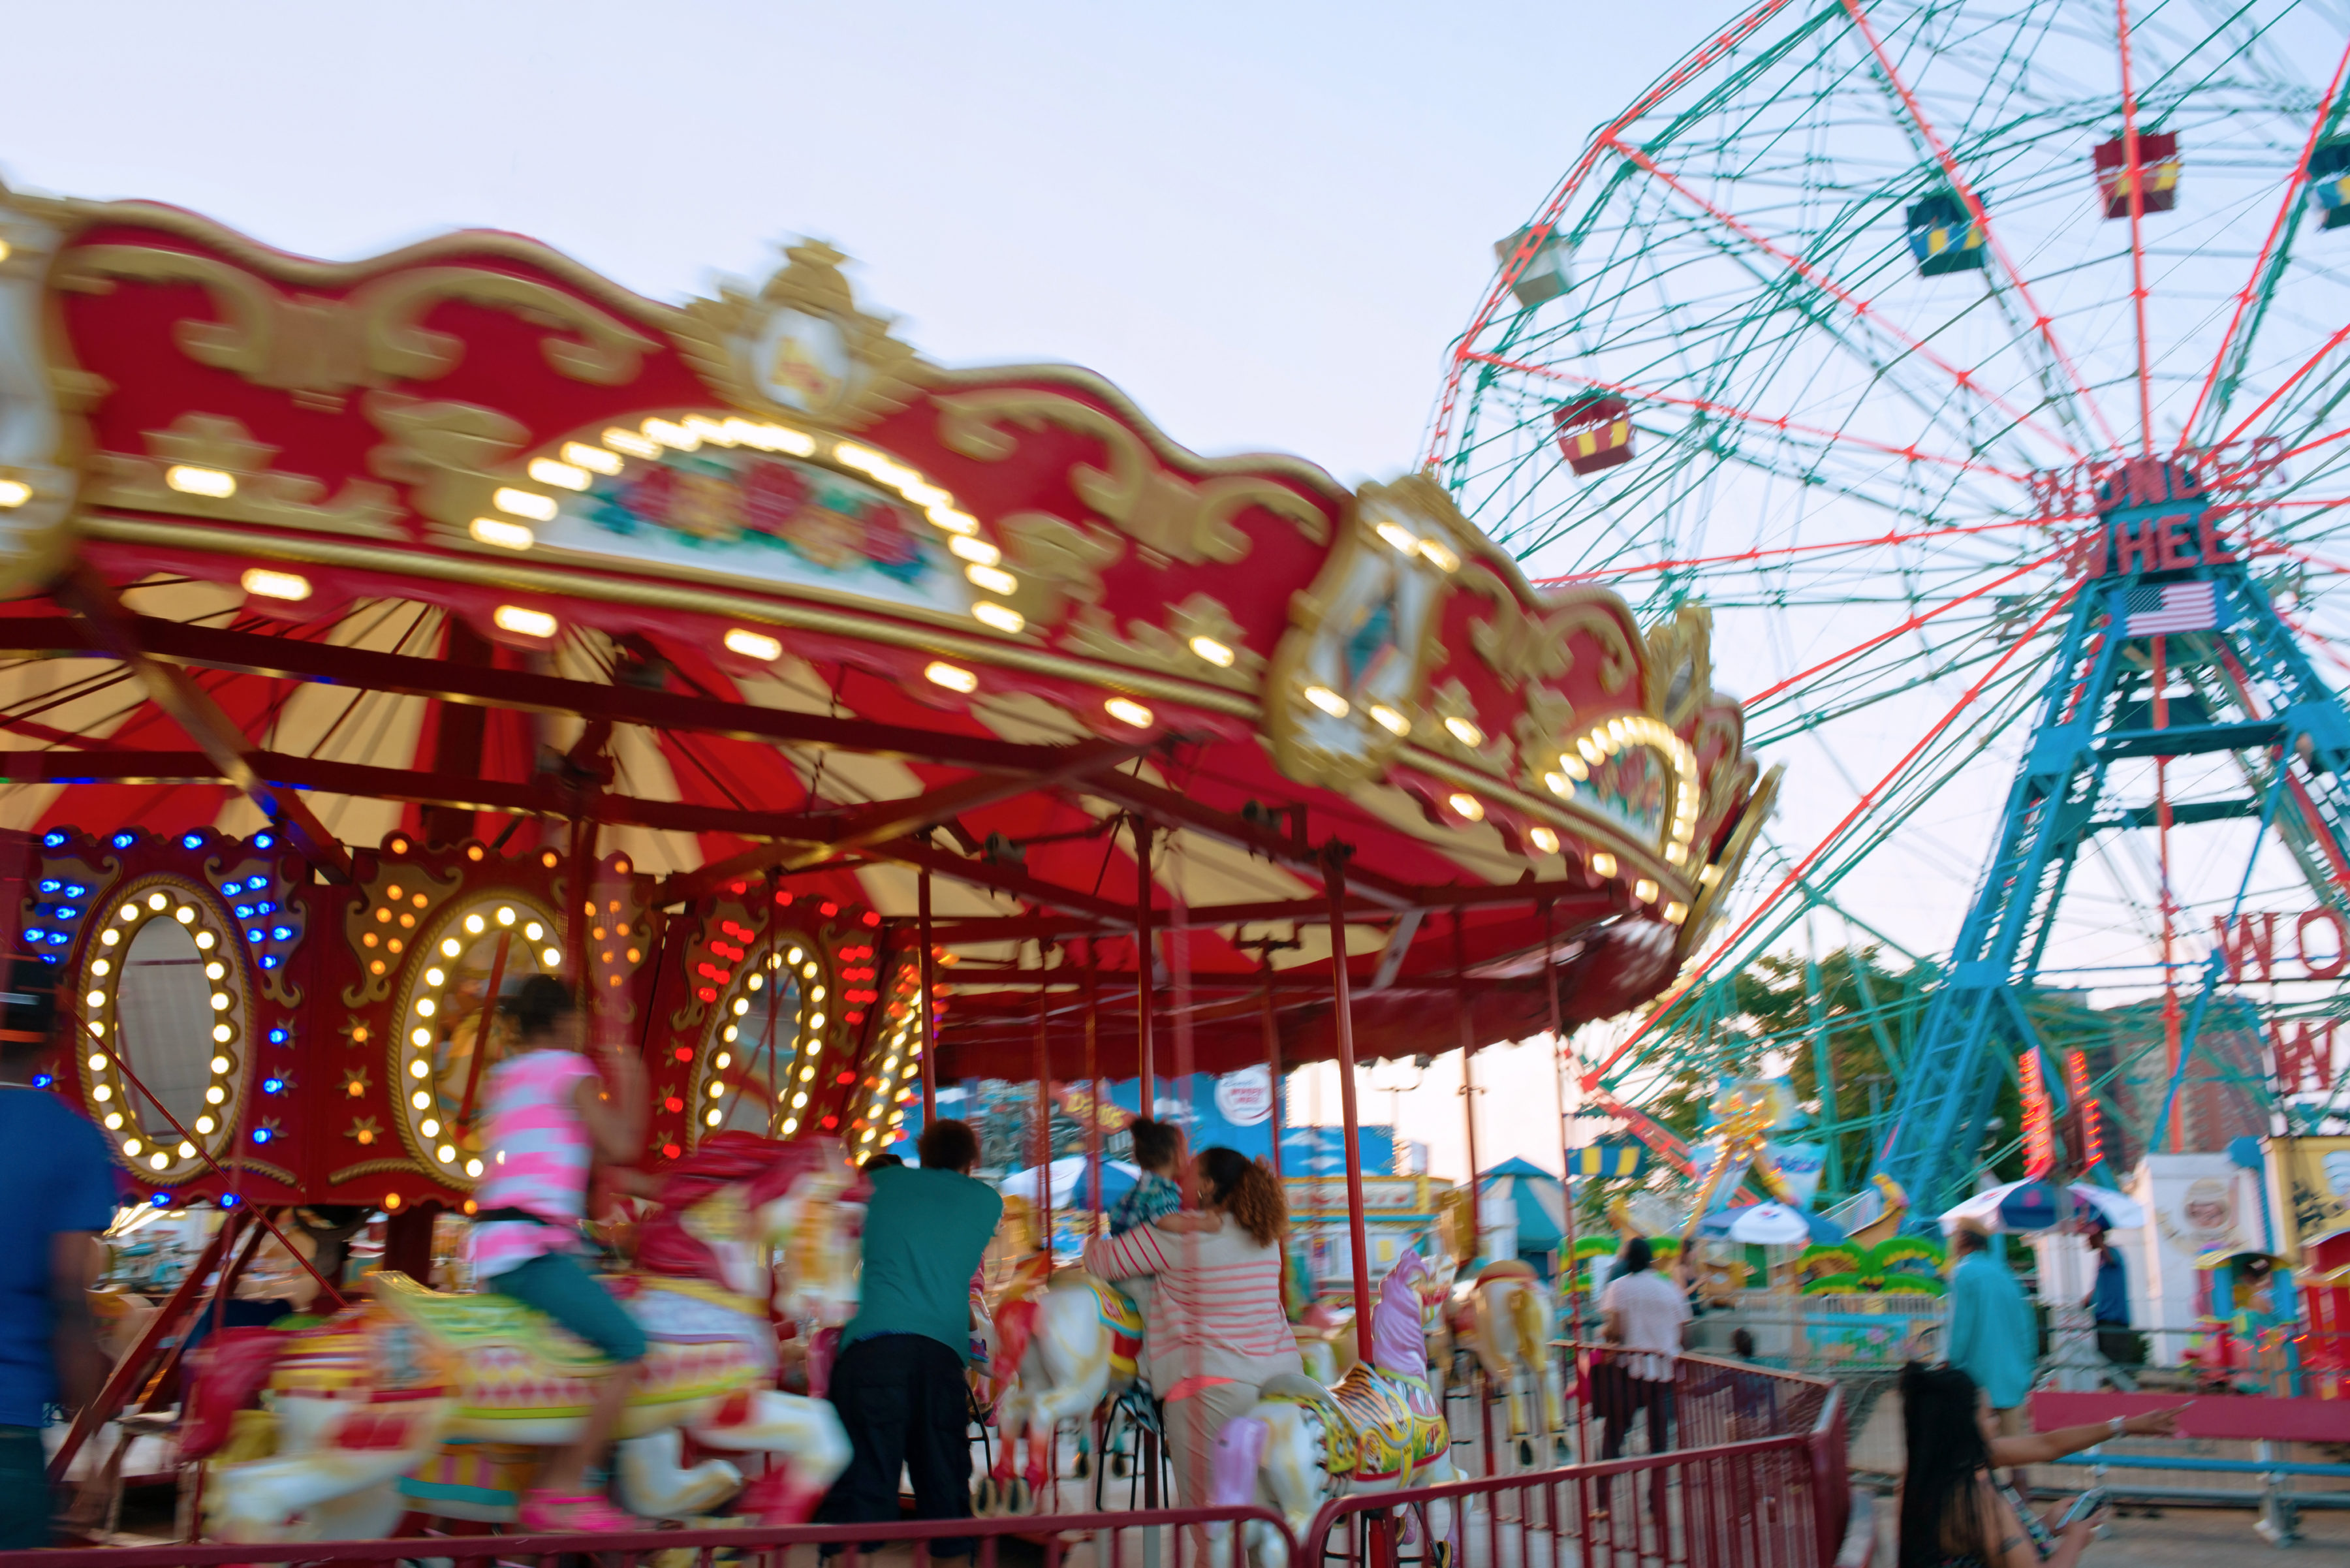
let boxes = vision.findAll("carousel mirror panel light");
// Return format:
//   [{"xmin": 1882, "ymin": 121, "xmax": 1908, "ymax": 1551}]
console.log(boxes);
[
  {"xmin": 390, "ymin": 892, "xmax": 565, "ymax": 1185},
  {"xmin": 691, "ymin": 929, "xmax": 826, "ymax": 1146},
  {"xmin": 79, "ymin": 877, "xmax": 253, "ymax": 1182}
]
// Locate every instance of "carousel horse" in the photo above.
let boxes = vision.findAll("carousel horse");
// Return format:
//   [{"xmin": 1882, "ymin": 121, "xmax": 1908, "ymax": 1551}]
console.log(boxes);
[
  {"xmin": 977, "ymin": 1253, "xmax": 1144, "ymax": 1513},
  {"xmin": 1214, "ymin": 1248, "xmax": 1459, "ymax": 1568},
  {"xmin": 193, "ymin": 1134, "xmax": 857, "ymax": 1544},
  {"xmin": 1447, "ymin": 1259, "xmax": 1569, "ymax": 1467}
]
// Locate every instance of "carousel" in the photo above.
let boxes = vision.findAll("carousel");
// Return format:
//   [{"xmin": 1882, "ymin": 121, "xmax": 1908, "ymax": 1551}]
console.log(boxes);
[{"xmin": 0, "ymin": 177, "xmax": 1767, "ymax": 1544}]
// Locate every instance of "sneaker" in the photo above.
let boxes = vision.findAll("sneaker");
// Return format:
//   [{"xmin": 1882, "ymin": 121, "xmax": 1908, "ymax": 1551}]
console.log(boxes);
[{"xmin": 519, "ymin": 1488, "xmax": 640, "ymax": 1533}]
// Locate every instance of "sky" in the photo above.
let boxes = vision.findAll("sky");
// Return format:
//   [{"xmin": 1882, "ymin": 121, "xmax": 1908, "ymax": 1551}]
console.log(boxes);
[{"xmin": 0, "ymin": 0, "xmax": 1722, "ymax": 1182}]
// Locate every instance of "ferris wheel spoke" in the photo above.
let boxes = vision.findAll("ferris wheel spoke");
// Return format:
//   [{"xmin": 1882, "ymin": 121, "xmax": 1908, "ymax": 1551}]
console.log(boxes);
[
  {"xmin": 1587, "ymin": 576, "xmax": 2086, "ymax": 1086},
  {"xmin": 1840, "ymin": 0, "xmax": 2125, "ymax": 452},
  {"xmin": 2215, "ymin": 315, "xmax": 2350, "ymax": 448},
  {"xmin": 1532, "ymin": 514, "xmax": 2058, "ymax": 586},
  {"xmin": 2178, "ymin": 37, "xmax": 2350, "ymax": 450},
  {"xmin": 2118, "ymin": 0, "xmax": 2159, "ymax": 454},
  {"xmin": 1746, "ymin": 548, "xmax": 2067, "ymax": 707},
  {"xmin": 1462, "ymin": 349, "xmax": 2029, "ymax": 482},
  {"xmin": 1601, "ymin": 133, "xmax": 2084, "ymax": 460}
]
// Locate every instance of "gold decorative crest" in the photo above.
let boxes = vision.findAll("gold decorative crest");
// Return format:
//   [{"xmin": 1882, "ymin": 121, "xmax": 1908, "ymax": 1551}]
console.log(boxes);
[{"xmin": 674, "ymin": 241, "xmax": 922, "ymax": 429}]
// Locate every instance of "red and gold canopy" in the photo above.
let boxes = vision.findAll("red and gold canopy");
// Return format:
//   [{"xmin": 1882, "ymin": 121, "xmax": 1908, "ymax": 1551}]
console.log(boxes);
[{"xmin": 0, "ymin": 182, "xmax": 1770, "ymax": 1204}]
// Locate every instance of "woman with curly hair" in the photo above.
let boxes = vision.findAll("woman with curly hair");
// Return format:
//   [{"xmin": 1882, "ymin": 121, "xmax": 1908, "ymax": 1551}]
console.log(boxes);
[{"xmin": 1082, "ymin": 1145, "xmax": 1300, "ymax": 1523}]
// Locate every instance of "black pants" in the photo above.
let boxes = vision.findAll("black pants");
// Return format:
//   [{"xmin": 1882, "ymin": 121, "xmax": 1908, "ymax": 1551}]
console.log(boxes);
[
  {"xmin": 818, "ymin": 1334, "xmax": 974, "ymax": 1556},
  {"xmin": 1601, "ymin": 1375, "xmax": 1675, "ymax": 1459}
]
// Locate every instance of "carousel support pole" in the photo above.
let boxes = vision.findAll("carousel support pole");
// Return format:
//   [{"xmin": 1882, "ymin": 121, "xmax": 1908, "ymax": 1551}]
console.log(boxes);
[
  {"xmin": 1085, "ymin": 941, "xmax": 1102, "ymax": 1237},
  {"xmin": 1454, "ymin": 913, "xmax": 1484, "ymax": 1262},
  {"xmin": 1323, "ymin": 843, "xmax": 1376, "ymax": 1362},
  {"xmin": 1260, "ymin": 944, "xmax": 1283, "ymax": 1181},
  {"xmin": 918, "ymin": 871, "xmax": 937, "ymax": 1124},
  {"xmin": 1544, "ymin": 896, "xmax": 1584, "ymax": 1457},
  {"xmin": 1035, "ymin": 980, "xmax": 1053, "ymax": 1249},
  {"xmin": 1134, "ymin": 816, "xmax": 1155, "ymax": 1110}
]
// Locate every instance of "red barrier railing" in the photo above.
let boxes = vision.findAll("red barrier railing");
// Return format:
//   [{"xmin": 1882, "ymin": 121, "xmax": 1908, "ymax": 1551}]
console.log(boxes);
[{"xmin": 8, "ymin": 1503, "xmax": 1296, "ymax": 1568}]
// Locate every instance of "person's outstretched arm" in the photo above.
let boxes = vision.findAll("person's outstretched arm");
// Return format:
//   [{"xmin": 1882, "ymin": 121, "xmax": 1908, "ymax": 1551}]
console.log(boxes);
[{"xmin": 1991, "ymin": 1404, "xmax": 2183, "ymax": 1466}]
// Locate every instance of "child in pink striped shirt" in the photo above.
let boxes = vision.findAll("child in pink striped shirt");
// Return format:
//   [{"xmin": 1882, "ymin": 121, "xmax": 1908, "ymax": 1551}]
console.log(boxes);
[{"xmin": 471, "ymin": 976, "xmax": 648, "ymax": 1531}]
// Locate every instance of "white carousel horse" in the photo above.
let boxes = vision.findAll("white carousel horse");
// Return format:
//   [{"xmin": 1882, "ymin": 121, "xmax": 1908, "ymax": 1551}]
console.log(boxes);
[
  {"xmin": 1445, "ymin": 1259, "xmax": 1569, "ymax": 1467},
  {"xmin": 193, "ymin": 1135, "xmax": 856, "ymax": 1543},
  {"xmin": 1212, "ymin": 1248, "xmax": 1460, "ymax": 1568},
  {"xmin": 976, "ymin": 1253, "xmax": 1144, "ymax": 1513}
]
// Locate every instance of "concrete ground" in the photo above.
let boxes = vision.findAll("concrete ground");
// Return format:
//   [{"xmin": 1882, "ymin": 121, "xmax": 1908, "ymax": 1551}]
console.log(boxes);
[{"xmin": 1862, "ymin": 1492, "xmax": 2350, "ymax": 1562}]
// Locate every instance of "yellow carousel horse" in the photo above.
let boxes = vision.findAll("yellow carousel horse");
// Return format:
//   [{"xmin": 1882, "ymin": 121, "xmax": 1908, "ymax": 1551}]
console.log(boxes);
[
  {"xmin": 193, "ymin": 1135, "xmax": 857, "ymax": 1543},
  {"xmin": 1447, "ymin": 1259, "xmax": 1569, "ymax": 1467}
]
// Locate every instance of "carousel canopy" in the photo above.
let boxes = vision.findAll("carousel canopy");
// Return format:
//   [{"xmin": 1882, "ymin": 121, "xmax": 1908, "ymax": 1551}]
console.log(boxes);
[{"xmin": 0, "ymin": 181, "xmax": 1767, "ymax": 1142}]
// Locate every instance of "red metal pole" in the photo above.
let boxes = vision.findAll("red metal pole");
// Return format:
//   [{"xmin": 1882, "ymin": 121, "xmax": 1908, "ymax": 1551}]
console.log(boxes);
[
  {"xmin": 1544, "ymin": 899, "xmax": 1582, "ymax": 1349},
  {"xmin": 1324, "ymin": 846, "xmax": 1376, "ymax": 1362},
  {"xmin": 1455, "ymin": 913, "xmax": 1484, "ymax": 1260},
  {"xmin": 918, "ymin": 870, "xmax": 937, "ymax": 1125},
  {"xmin": 1085, "ymin": 941, "xmax": 1101, "ymax": 1238},
  {"xmin": 1035, "ymin": 982, "xmax": 1052, "ymax": 1243},
  {"xmin": 1135, "ymin": 819, "xmax": 1155, "ymax": 1107},
  {"xmin": 1261, "ymin": 948, "xmax": 1283, "ymax": 1181}
]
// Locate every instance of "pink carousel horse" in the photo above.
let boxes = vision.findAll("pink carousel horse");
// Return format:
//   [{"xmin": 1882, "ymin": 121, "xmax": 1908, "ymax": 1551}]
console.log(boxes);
[
  {"xmin": 192, "ymin": 1135, "xmax": 857, "ymax": 1543},
  {"xmin": 977, "ymin": 1253, "xmax": 1146, "ymax": 1513},
  {"xmin": 1214, "ymin": 1248, "xmax": 1460, "ymax": 1568}
]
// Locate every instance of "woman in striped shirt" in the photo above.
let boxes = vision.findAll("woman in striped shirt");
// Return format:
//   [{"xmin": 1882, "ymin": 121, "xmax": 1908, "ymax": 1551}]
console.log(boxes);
[{"xmin": 1081, "ymin": 1146, "xmax": 1301, "ymax": 1520}]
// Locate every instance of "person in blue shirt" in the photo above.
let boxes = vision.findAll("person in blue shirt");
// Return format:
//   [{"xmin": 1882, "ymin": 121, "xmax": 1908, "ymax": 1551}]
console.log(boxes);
[
  {"xmin": 1944, "ymin": 1221, "xmax": 2037, "ymax": 1441},
  {"xmin": 2082, "ymin": 1222, "xmax": 2138, "ymax": 1368},
  {"xmin": 1108, "ymin": 1116, "xmax": 1185, "ymax": 1236},
  {"xmin": 0, "ymin": 964, "xmax": 120, "ymax": 1548}
]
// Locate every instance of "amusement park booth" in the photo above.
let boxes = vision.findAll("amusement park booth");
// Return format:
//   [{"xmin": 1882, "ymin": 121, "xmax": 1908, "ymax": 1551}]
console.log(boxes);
[{"xmin": 0, "ymin": 179, "xmax": 1767, "ymax": 1506}]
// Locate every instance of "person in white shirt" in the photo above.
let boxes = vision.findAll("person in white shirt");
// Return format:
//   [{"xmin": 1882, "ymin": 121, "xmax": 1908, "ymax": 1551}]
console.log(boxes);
[{"xmin": 1598, "ymin": 1236, "xmax": 1691, "ymax": 1458}]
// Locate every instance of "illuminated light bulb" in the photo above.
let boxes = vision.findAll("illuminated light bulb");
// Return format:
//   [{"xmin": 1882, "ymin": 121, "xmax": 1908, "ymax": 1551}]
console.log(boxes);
[
  {"xmin": 725, "ymin": 627, "xmax": 783, "ymax": 662},
  {"xmin": 148, "ymin": 893, "xmax": 168, "ymax": 911},
  {"xmin": 642, "ymin": 418, "xmax": 697, "ymax": 451},
  {"xmin": 0, "ymin": 479, "xmax": 29, "ymax": 509},
  {"xmin": 421, "ymin": 1119, "xmax": 440, "ymax": 1137},
  {"xmin": 809, "ymin": 1013, "xmax": 825, "ymax": 1029},
  {"xmin": 437, "ymin": 1144, "xmax": 456, "ymax": 1163},
  {"xmin": 1448, "ymin": 792, "xmax": 1485, "ymax": 822},
  {"xmin": 122, "ymin": 1139, "xmax": 141, "ymax": 1156},
  {"xmin": 87, "ymin": 1052, "xmax": 107, "ymax": 1071},
  {"xmin": 965, "ymin": 564, "xmax": 1017, "ymax": 597},
  {"xmin": 793, "ymin": 1092, "xmax": 809, "ymax": 1108},
  {"xmin": 715, "ymin": 1052, "xmax": 732, "ymax": 1070},
  {"xmin": 1558, "ymin": 754, "xmax": 1588, "ymax": 781},
  {"xmin": 1420, "ymin": 537, "xmax": 1460, "ymax": 573},
  {"xmin": 527, "ymin": 458, "xmax": 589, "ymax": 492},
  {"xmin": 1544, "ymin": 772, "xmax": 1576, "ymax": 798},
  {"xmin": 564, "ymin": 442, "xmax": 623, "ymax": 475},
  {"xmin": 87, "ymin": 1022, "xmax": 104, "ymax": 1037},
  {"xmin": 442, "ymin": 937, "xmax": 462, "ymax": 956},
  {"xmin": 150, "ymin": 1152, "xmax": 168, "ymax": 1170},
  {"xmin": 212, "ymin": 1055, "xmax": 232, "ymax": 1074},
  {"xmin": 176, "ymin": 907, "xmax": 196, "ymax": 924},
  {"xmin": 722, "ymin": 1025, "xmax": 740, "ymax": 1043},
  {"xmin": 465, "ymin": 915, "xmax": 485, "ymax": 934},
  {"xmin": 1189, "ymin": 635, "xmax": 1236, "ymax": 668},
  {"xmin": 688, "ymin": 415, "xmax": 734, "ymax": 446},
  {"xmin": 787, "ymin": 947, "xmax": 804, "ymax": 964},
  {"xmin": 205, "ymin": 1085, "xmax": 226, "ymax": 1105},
  {"xmin": 241, "ymin": 567, "xmax": 313, "ymax": 602},
  {"xmin": 165, "ymin": 464, "xmax": 236, "ymax": 499},
  {"xmin": 470, "ymin": 517, "xmax": 535, "ymax": 550},
  {"xmin": 205, "ymin": 962, "xmax": 225, "ymax": 980},
  {"xmin": 925, "ymin": 661, "xmax": 978, "ymax": 693},
  {"xmin": 972, "ymin": 602, "xmax": 1024, "ymax": 635},
  {"xmin": 745, "ymin": 973, "xmax": 762, "ymax": 992},
  {"xmin": 781, "ymin": 1120, "xmax": 798, "ymax": 1134},
  {"xmin": 209, "ymin": 992, "xmax": 230, "ymax": 1011},
  {"xmin": 948, "ymin": 535, "xmax": 1000, "ymax": 567},
  {"xmin": 1528, "ymin": 826, "xmax": 1560, "ymax": 855},
  {"xmin": 1700, "ymin": 864, "xmax": 1722, "ymax": 888},
  {"xmin": 90, "ymin": 1084, "xmax": 112, "ymax": 1102},
  {"xmin": 409, "ymin": 1059, "xmax": 430, "ymax": 1078},
  {"xmin": 101, "ymin": 930, "xmax": 119, "ymax": 947},
  {"xmin": 1444, "ymin": 715, "xmax": 1484, "ymax": 747},
  {"xmin": 412, "ymin": 1090, "xmax": 431, "ymax": 1110},
  {"xmin": 603, "ymin": 427, "xmax": 659, "ymax": 458},
  {"xmin": 802, "ymin": 962, "xmax": 818, "ymax": 979},
  {"xmin": 1105, "ymin": 697, "xmax": 1153, "ymax": 729},
  {"xmin": 708, "ymin": 1081, "xmax": 726, "ymax": 1099},
  {"xmin": 195, "ymin": 932, "xmax": 216, "ymax": 950},
  {"xmin": 542, "ymin": 949, "xmax": 561, "ymax": 967},
  {"xmin": 525, "ymin": 922, "xmax": 544, "ymax": 941},
  {"xmin": 1368, "ymin": 704, "xmax": 1411, "ymax": 737},
  {"xmin": 85, "ymin": 990, "xmax": 104, "ymax": 1008},
  {"xmin": 1304, "ymin": 685, "xmax": 1349, "ymax": 718},
  {"xmin": 1665, "ymin": 843, "xmax": 1687, "ymax": 866},
  {"xmin": 706, "ymin": 1109, "xmax": 723, "ymax": 1127},
  {"xmin": 928, "ymin": 507, "xmax": 980, "ymax": 535},
  {"xmin": 195, "ymin": 1116, "xmax": 214, "ymax": 1133},
  {"xmin": 415, "ymin": 998, "xmax": 437, "ymax": 1018},
  {"xmin": 1578, "ymin": 737, "xmax": 1603, "ymax": 764},
  {"xmin": 1591, "ymin": 852, "xmax": 1618, "ymax": 878},
  {"xmin": 426, "ymin": 967, "xmax": 445, "ymax": 986},
  {"xmin": 1373, "ymin": 520, "xmax": 1420, "ymax": 555},
  {"xmin": 178, "ymin": 1141, "xmax": 195, "ymax": 1159},
  {"xmin": 1634, "ymin": 878, "xmax": 1659, "ymax": 902},
  {"xmin": 465, "ymin": 1157, "xmax": 485, "ymax": 1178},
  {"xmin": 411, "ymin": 1027, "xmax": 431, "ymax": 1046},
  {"xmin": 1663, "ymin": 902, "xmax": 1689, "ymax": 924},
  {"xmin": 494, "ymin": 604, "xmax": 557, "ymax": 640},
  {"xmin": 102, "ymin": 1113, "xmax": 121, "ymax": 1130},
  {"xmin": 495, "ymin": 907, "xmax": 514, "ymax": 927}
]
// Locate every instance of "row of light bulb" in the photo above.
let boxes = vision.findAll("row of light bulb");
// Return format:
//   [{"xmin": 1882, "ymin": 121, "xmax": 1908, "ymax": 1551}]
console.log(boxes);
[
  {"xmin": 85, "ymin": 889, "xmax": 238, "ymax": 1173},
  {"xmin": 405, "ymin": 905, "xmax": 556, "ymax": 1178}
]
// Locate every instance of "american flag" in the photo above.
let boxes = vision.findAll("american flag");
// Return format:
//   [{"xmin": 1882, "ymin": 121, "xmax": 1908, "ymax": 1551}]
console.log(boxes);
[{"xmin": 2124, "ymin": 580, "xmax": 2219, "ymax": 636}]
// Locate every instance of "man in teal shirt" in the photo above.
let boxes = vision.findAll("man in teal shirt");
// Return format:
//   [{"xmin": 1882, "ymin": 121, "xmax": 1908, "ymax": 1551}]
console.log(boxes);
[
  {"xmin": 1945, "ymin": 1221, "xmax": 2037, "ymax": 1437},
  {"xmin": 819, "ymin": 1120, "xmax": 1002, "ymax": 1559}
]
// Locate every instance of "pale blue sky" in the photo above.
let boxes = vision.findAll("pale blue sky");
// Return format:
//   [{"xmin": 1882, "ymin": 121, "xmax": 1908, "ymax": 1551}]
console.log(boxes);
[{"xmin": 1, "ymin": 1, "xmax": 1697, "ymax": 486}]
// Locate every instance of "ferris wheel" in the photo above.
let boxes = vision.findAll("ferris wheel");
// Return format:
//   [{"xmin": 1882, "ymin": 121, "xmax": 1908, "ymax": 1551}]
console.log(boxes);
[{"xmin": 1434, "ymin": 0, "xmax": 2350, "ymax": 1212}]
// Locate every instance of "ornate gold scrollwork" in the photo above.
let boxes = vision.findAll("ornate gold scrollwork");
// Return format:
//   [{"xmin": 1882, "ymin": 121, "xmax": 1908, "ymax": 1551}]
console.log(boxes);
[
  {"xmin": 339, "ymin": 856, "xmax": 464, "ymax": 1010},
  {"xmin": 1513, "ymin": 683, "xmax": 1579, "ymax": 789},
  {"xmin": 1463, "ymin": 565, "xmax": 1639, "ymax": 692},
  {"xmin": 1061, "ymin": 591, "xmax": 1267, "ymax": 691},
  {"xmin": 673, "ymin": 240, "xmax": 922, "ymax": 430},
  {"xmin": 364, "ymin": 394, "xmax": 525, "ymax": 537},
  {"xmin": 1679, "ymin": 763, "xmax": 1779, "ymax": 958},
  {"xmin": 1644, "ymin": 605, "xmax": 1714, "ymax": 726},
  {"xmin": 1421, "ymin": 677, "xmax": 1513, "ymax": 776},
  {"xmin": 996, "ymin": 511, "xmax": 1123, "ymax": 629},
  {"xmin": 935, "ymin": 388, "xmax": 1327, "ymax": 567},
  {"xmin": 55, "ymin": 246, "xmax": 655, "ymax": 412},
  {"xmin": 89, "ymin": 413, "xmax": 404, "ymax": 538}
]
